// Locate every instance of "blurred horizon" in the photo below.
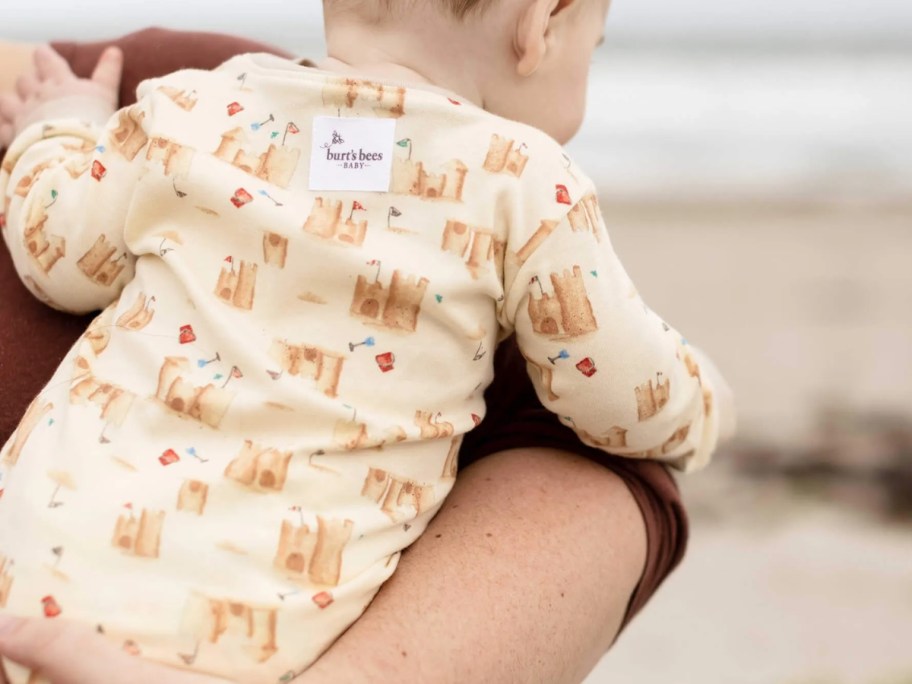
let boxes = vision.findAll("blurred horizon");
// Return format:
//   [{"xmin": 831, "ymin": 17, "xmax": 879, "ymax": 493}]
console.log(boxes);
[{"xmin": 3, "ymin": 0, "xmax": 912, "ymax": 49}]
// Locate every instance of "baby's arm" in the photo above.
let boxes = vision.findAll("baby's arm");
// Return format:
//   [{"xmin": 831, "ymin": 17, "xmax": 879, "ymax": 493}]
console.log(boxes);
[
  {"xmin": 0, "ymin": 46, "xmax": 140, "ymax": 313},
  {"xmin": 505, "ymin": 191, "xmax": 734, "ymax": 472}
]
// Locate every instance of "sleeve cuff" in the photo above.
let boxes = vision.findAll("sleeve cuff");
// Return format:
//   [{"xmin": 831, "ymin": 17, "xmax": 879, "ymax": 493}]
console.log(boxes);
[{"xmin": 15, "ymin": 95, "xmax": 115, "ymax": 135}]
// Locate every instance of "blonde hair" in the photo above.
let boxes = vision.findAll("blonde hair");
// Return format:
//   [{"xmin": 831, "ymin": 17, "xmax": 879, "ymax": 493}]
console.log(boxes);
[{"xmin": 324, "ymin": 0, "xmax": 491, "ymax": 20}]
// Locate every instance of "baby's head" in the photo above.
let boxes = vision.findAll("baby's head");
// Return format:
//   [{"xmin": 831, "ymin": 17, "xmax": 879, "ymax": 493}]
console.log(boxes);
[{"xmin": 323, "ymin": 0, "xmax": 611, "ymax": 143}]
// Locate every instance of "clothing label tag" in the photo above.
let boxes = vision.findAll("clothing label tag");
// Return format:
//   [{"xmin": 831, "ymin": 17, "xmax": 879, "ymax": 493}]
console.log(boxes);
[{"xmin": 309, "ymin": 116, "xmax": 397, "ymax": 192}]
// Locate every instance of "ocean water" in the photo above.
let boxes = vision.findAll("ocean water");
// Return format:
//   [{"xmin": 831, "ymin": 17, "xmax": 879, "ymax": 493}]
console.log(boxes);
[{"xmin": 571, "ymin": 48, "xmax": 912, "ymax": 202}]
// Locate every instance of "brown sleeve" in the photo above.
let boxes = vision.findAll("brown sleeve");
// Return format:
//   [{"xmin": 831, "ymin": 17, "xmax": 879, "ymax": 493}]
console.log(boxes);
[
  {"xmin": 52, "ymin": 27, "xmax": 293, "ymax": 108},
  {"xmin": 463, "ymin": 336, "xmax": 689, "ymax": 635}
]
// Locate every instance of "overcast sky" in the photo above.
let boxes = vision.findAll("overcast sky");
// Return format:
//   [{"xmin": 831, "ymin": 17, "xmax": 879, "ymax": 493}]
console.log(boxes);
[{"xmin": 3, "ymin": 0, "xmax": 912, "ymax": 49}]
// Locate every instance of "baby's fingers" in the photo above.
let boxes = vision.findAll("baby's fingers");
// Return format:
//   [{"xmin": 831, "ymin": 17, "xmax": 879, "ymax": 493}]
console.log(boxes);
[
  {"xmin": 90, "ymin": 46, "xmax": 123, "ymax": 95},
  {"xmin": 32, "ymin": 45, "xmax": 74, "ymax": 84},
  {"xmin": 0, "ymin": 94, "xmax": 16, "ymax": 146},
  {"xmin": 0, "ymin": 123, "xmax": 13, "ymax": 149},
  {"xmin": 14, "ymin": 74, "xmax": 39, "ymax": 102},
  {"xmin": 0, "ymin": 93, "xmax": 18, "ymax": 120}
]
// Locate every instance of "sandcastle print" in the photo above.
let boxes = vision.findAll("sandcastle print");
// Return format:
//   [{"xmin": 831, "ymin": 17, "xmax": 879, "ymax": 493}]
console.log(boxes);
[
  {"xmin": 78, "ymin": 235, "xmax": 127, "ymax": 287},
  {"xmin": 636, "ymin": 373, "xmax": 671, "ymax": 422},
  {"xmin": 392, "ymin": 157, "xmax": 468, "ymax": 202},
  {"xmin": 333, "ymin": 406, "xmax": 406, "ymax": 451},
  {"xmin": 155, "ymin": 357, "xmax": 234, "ymax": 429},
  {"xmin": 414, "ymin": 411, "xmax": 454, "ymax": 440},
  {"xmin": 514, "ymin": 218, "xmax": 559, "ymax": 265},
  {"xmin": 270, "ymin": 340, "xmax": 345, "ymax": 398},
  {"xmin": 63, "ymin": 138, "xmax": 97, "ymax": 156},
  {"xmin": 177, "ymin": 480, "xmax": 209, "ymax": 515},
  {"xmin": 215, "ymin": 256, "xmax": 257, "ymax": 311},
  {"xmin": 70, "ymin": 375, "xmax": 136, "ymax": 443},
  {"xmin": 680, "ymin": 346, "xmax": 703, "ymax": 383},
  {"xmin": 112, "ymin": 506, "xmax": 165, "ymax": 559},
  {"xmin": 263, "ymin": 231, "xmax": 289, "ymax": 268},
  {"xmin": 527, "ymin": 266, "xmax": 598, "ymax": 339},
  {"xmin": 663, "ymin": 424, "xmax": 692, "ymax": 455},
  {"xmin": 515, "ymin": 195, "xmax": 604, "ymax": 266},
  {"xmin": 441, "ymin": 220, "xmax": 504, "ymax": 279},
  {"xmin": 274, "ymin": 515, "xmax": 354, "ymax": 587},
  {"xmin": 146, "ymin": 137, "xmax": 194, "ymax": 178},
  {"xmin": 83, "ymin": 313, "xmax": 111, "ymax": 355},
  {"xmin": 0, "ymin": 556, "xmax": 13, "ymax": 608},
  {"xmin": 14, "ymin": 160, "xmax": 53, "ymax": 198},
  {"xmin": 322, "ymin": 77, "xmax": 406, "ymax": 118},
  {"xmin": 303, "ymin": 198, "xmax": 368, "ymax": 247},
  {"xmin": 361, "ymin": 468, "xmax": 436, "ymax": 522},
  {"xmin": 703, "ymin": 387, "xmax": 714, "ymax": 419},
  {"xmin": 13, "ymin": 143, "xmax": 93, "ymax": 197},
  {"xmin": 351, "ymin": 269, "xmax": 429, "ymax": 334},
  {"xmin": 391, "ymin": 139, "xmax": 467, "ymax": 201},
  {"xmin": 2, "ymin": 396, "xmax": 53, "ymax": 466},
  {"xmin": 214, "ymin": 127, "xmax": 301, "ymax": 189},
  {"xmin": 483, "ymin": 134, "xmax": 529, "ymax": 178},
  {"xmin": 157, "ymin": 86, "xmax": 198, "ymax": 111},
  {"xmin": 110, "ymin": 107, "xmax": 149, "ymax": 161},
  {"xmin": 442, "ymin": 438, "xmax": 459, "ymax": 480},
  {"xmin": 224, "ymin": 440, "xmax": 293, "ymax": 493},
  {"xmin": 578, "ymin": 426, "xmax": 629, "ymax": 450},
  {"xmin": 526, "ymin": 358, "xmax": 560, "ymax": 401},
  {"xmin": 116, "ymin": 292, "xmax": 156, "ymax": 331},
  {"xmin": 181, "ymin": 593, "xmax": 279, "ymax": 664},
  {"xmin": 332, "ymin": 401, "xmax": 403, "ymax": 450},
  {"xmin": 14, "ymin": 154, "xmax": 88, "ymax": 198},
  {"xmin": 23, "ymin": 203, "xmax": 65, "ymax": 275},
  {"xmin": 628, "ymin": 424, "xmax": 693, "ymax": 460},
  {"xmin": 566, "ymin": 193, "xmax": 603, "ymax": 242}
]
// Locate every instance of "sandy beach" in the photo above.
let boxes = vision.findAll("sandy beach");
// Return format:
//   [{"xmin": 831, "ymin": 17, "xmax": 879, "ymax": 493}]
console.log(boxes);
[
  {"xmin": 588, "ymin": 467, "xmax": 912, "ymax": 684},
  {"xmin": 584, "ymin": 198, "xmax": 912, "ymax": 684}
]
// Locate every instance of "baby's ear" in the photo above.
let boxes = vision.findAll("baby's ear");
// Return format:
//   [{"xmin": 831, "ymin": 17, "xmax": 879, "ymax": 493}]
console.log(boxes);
[{"xmin": 514, "ymin": 0, "xmax": 576, "ymax": 76}]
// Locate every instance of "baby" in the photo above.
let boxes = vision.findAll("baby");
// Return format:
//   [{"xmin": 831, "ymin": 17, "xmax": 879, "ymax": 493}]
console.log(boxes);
[{"xmin": 0, "ymin": 0, "xmax": 733, "ymax": 682}]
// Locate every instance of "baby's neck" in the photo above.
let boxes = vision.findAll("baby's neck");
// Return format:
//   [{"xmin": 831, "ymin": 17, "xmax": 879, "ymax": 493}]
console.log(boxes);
[{"xmin": 320, "ymin": 13, "xmax": 491, "ymax": 108}]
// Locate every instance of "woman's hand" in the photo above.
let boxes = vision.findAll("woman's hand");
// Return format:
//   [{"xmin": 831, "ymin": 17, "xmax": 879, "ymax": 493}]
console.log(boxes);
[
  {"xmin": 0, "ymin": 45, "xmax": 122, "ymax": 148},
  {"xmin": 0, "ymin": 616, "xmax": 228, "ymax": 684}
]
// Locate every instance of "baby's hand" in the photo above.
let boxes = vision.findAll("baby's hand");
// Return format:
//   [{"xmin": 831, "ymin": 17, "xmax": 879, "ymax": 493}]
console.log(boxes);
[{"xmin": 0, "ymin": 45, "xmax": 122, "ymax": 148}]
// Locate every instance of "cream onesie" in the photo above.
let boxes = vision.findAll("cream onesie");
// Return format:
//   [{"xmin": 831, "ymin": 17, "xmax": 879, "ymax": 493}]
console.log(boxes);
[{"xmin": 0, "ymin": 53, "xmax": 727, "ymax": 683}]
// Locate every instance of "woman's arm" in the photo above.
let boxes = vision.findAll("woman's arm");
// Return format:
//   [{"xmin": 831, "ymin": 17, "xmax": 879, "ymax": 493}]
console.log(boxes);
[
  {"xmin": 0, "ymin": 447, "xmax": 645, "ymax": 684},
  {"xmin": 300, "ymin": 447, "xmax": 647, "ymax": 684}
]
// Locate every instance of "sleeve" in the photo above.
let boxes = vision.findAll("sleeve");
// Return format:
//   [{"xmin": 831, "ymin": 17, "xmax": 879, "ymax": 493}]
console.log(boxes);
[
  {"xmin": 0, "ymin": 100, "xmax": 151, "ymax": 314},
  {"xmin": 502, "ymin": 190, "xmax": 734, "ymax": 473}
]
